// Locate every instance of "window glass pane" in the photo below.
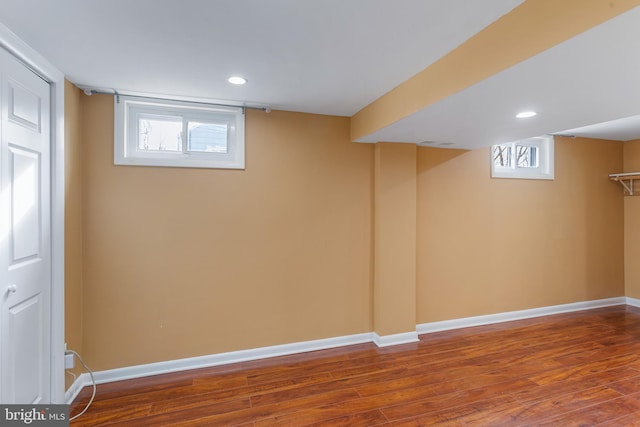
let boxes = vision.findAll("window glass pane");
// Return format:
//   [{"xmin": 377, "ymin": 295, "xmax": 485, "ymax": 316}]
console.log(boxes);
[
  {"xmin": 138, "ymin": 115, "xmax": 182, "ymax": 152},
  {"xmin": 490, "ymin": 136, "xmax": 553, "ymax": 180},
  {"xmin": 515, "ymin": 145, "xmax": 538, "ymax": 168},
  {"xmin": 493, "ymin": 144, "xmax": 511, "ymax": 167},
  {"xmin": 188, "ymin": 121, "xmax": 228, "ymax": 153}
]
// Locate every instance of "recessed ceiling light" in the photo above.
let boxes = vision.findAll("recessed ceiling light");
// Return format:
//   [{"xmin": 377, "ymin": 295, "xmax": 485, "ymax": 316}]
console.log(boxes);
[
  {"xmin": 228, "ymin": 76, "xmax": 247, "ymax": 85},
  {"xmin": 516, "ymin": 111, "xmax": 537, "ymax": 119}
]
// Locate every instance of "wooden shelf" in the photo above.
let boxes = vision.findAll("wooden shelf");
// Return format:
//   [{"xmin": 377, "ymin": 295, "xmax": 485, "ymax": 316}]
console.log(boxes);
[{"xmin": 609, "ymin": 172, "xmax": 640, "ymax": 196}]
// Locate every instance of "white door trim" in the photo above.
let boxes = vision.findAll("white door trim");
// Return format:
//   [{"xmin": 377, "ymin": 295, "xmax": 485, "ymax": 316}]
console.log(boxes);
[{"xmin": 0, "ymin": 23, "xmax": 65, "ymax": 403}]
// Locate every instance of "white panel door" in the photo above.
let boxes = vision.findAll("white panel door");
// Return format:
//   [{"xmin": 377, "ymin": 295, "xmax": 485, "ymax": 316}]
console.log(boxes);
[{"xmin": 0, "ymin": 47, "xmax": 51, "ymax": 404}]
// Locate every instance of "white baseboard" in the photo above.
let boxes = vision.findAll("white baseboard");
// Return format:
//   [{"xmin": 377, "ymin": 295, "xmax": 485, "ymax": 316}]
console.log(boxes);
[
  {"xmin": 626, "ymin": 297, "xmax": 640, "ymax": 307},
  {"xmin": 65, "ymin": 296, "xmax": 630, "ymax": 404},
  {"xmin": 65, "ymin": 373, "xmax": 90, "ymax": 404},
  {"xmin": 65, "ymin": 332, "xmax": 374, "ymax": 403},
  {"xmin": 373, "ymin": 331, "xmax": 419, "ymax": 347},
  {"xmin": 416, "ymin": 297, "xmax": 626, "ymax": 334}
]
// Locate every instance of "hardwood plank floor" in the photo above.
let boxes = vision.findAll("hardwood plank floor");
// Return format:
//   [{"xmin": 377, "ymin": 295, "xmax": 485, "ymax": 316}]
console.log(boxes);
[{"xmin": 70, "ymin": 305, "xmax": 640, "ymax": 426}]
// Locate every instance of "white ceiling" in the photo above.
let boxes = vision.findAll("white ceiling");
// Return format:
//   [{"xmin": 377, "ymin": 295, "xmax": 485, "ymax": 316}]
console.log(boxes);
[
  {"xmin": 0, "ymin": 0, "xmax": 638, "ymax": 148},
  {"xmin": 360, "ymin": 6, "xmax": 640, "ymax": 148}
]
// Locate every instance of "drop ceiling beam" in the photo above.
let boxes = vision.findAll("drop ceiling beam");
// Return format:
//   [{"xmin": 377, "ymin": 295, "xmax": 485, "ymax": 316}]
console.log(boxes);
[{"xmin": 350, "ymin": 0, "xmax": 640, "ymax": 143}]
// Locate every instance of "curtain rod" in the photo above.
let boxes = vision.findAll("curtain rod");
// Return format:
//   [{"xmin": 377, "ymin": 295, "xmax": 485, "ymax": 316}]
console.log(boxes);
[{"xmin": 80, "ymin": 87, "xmax": 272, "ymax": 113}]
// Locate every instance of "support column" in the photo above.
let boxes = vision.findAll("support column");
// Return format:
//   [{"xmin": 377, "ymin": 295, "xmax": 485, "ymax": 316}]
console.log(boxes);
[{"xmin": 373, "ymin": 142, "xmax": 417, "ymax": 346}]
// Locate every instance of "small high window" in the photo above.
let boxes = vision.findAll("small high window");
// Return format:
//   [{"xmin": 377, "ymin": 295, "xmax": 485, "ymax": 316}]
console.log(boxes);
[
  {"xmin": 114, "ymin": 95, "xmax": 244, "ymax": 169},
  {"xmin": 491, "ymin": 135, "xmax": 554, "ymax": 180}
]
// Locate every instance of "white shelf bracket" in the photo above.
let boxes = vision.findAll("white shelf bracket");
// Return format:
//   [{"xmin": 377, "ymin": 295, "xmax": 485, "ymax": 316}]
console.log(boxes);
[{"xmin": 609, "ymin": 172, "xmax": 640, "ymax": 196}]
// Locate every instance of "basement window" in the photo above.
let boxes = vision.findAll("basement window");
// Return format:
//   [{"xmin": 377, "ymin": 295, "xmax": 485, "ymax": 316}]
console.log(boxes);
[
  {"xmin": 114, "ymin": 95, "xmax": 244, "ymax": 169},
  {"xmin": 491, "ymin": 135, "xmax": 554, "ymax": 180}
]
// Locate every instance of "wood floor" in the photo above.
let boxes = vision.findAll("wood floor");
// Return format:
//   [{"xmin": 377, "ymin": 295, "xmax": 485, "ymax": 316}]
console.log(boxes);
[{"xmin": 70, "ymin": 305, "xmax": 640, "ymax": 426}]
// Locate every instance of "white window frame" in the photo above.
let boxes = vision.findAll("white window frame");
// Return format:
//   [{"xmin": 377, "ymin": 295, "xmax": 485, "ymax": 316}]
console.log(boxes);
[
  {"xmin": 114, "ymin": 95, "xmax": 245, "ymax": 169},
  {"xmin": 491, "ymin": 135, "xmax": 554, "ymax": 180}
]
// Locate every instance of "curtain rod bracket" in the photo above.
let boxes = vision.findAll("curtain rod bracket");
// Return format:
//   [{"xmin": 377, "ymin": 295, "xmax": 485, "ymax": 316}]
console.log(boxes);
[{"xmin": 77, "ymin": 85, "xmax": 270, "ymax": 111}]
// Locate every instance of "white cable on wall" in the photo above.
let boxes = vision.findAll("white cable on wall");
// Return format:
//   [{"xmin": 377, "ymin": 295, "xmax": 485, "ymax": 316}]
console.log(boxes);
[{"xmin": 67, "ymin": 350, "xmax": 97, "ymax": 422}]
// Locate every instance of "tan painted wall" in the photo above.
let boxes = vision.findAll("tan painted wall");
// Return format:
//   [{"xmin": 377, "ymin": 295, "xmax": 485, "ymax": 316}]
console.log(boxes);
[
  {"xmin": 624, "ymin": 140, "xmax": 640, "ymax": 298},
  {"xmin": 63, "ymin": 81, "xmax": 83, "ymax": 386},
  {"xmin": 373, "ymin": 143, "xmax": 416, "ymax": 336},
  {"xmin": 66, "ymin": 92, "xmax": 628, "ymax": 372},
  {"xmin": 416, "ymin": 137, "xmax": 624, "ymax": 323},
  {"xmin": 80, "ymin": 94, "xmax": 373, "ymax": 370}
]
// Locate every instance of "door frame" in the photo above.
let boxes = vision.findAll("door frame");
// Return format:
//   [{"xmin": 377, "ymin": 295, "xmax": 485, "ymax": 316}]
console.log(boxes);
[{"xmin": 0, "ymin": 23, "xmax": 65, "ymax": 403}]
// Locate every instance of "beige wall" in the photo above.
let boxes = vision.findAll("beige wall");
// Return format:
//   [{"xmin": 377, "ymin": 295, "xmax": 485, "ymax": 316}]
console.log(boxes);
[
  {"xmin": 63, "ymin": 81, "xmax": 83, "ymax": 386},
  {"xmin": 64, "ymin": 91, "xmax": 630, "ymax": 373},
  {"xmin": 373, "ymin": 143, "xmax": 416, "ymax": 336},
  {"xmin": 80, "ymin": 95, "xmax": 373, "ymax": 370},
  {"xmin": 416, "ymin": 137, "xmax": 625, "ymax": 323},
  {"xmin": 624, "ymin": 140, "xmax": 640, "ymax": 297}
]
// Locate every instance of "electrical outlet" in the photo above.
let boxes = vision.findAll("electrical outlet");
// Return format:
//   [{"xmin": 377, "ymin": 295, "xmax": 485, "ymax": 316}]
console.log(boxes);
[{"xmin": 65, "ymin": 351, "xmax": 75, "ymax": 370}]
